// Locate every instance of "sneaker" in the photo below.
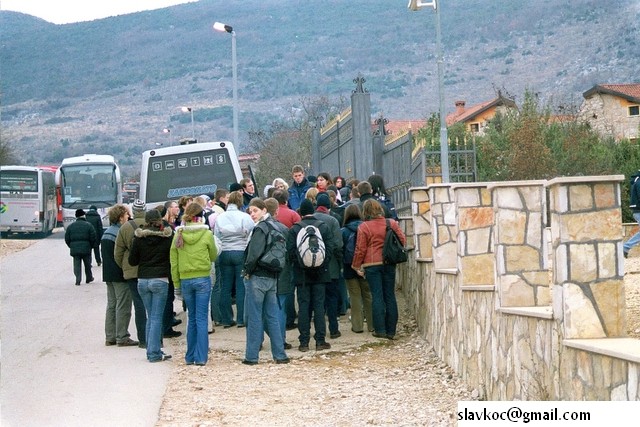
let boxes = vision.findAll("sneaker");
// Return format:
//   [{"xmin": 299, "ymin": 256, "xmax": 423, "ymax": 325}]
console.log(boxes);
[
  {"xmin": 208, "ymin": 328, "xmax": 215, "ymax": 334},
  {"xmin": 237, "ymin": 323, "xmax": 246, "ymax": 328},
  {"xmin": 105, "ymin": 340, "xmax": 116, "ymax": 346},
  {"xmin": 223, "ymin": 321, "xmax": 237, "ymax": 328},
  {"xmin": 172, "ymin": 318, "xmax": 182, "ymax": 327},
  {"xmin": 275, "ymin": 358, "xmax": 290, "ymax": 364},
  {"xmin": 329, "ymin": 331, "xmax": 341, "ymax": 339},
  {"xmin": 286, "ymin": 323, "xmax": 298, "ymax": 331},
  {"xmin": 624, "ymin": 251, "xmax": 629, "ymax": 259},
  {"xmin": 298, "ymin": 344, "xmax": 309, "ymax": 352},
  {"xmin": 86, "ymin": 277, "xmax": 94, "ymax": 284},
  {"xmin": 117, "ymin": 338, "xmax": 139, "ymax": 347},
  {"xmin": 195, "ymin": 362, "xmax": 206, "ymax": 366},
  {"xmin": 242, "ymin": 359, "xmax": 258, "ymax": 365},
  {"xmin": 372, "ymin": 332, "xmax": 387, "ymax": 339},
  {"xmin": 138, "ymin": 342, "xmax": 147, "ymax": 349},
  {"xmin": 316, "ymin": 342, "xmax": 331, "ymax": 351},
  {"xmin": 386, "ymin": 334, "xmax": 397, "ymax": 340},
  {"xmin": 75, "ymin": 282, "xmax": 80, "ymax": 286},
  {"xmin": 351, "ymin": 329, "xmax": 364, "ymax": 333},
  {"xmin": 284, "ymin": 342, "xmax": 293, "ymax": 350},
  {"xmin": 150, "ymin": 354, "xmax": 172, "ymax": 362},
  {"xmin": 163, "ymin": 329, "xmax": 182, "ymax": 338}
]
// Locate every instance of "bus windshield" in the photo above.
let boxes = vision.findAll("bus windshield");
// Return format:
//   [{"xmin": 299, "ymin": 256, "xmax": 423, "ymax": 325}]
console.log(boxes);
[
  {"xmin": 143, "ymin": 145, "xmax": 240, "ymax": 205},
  {"xmin": 60, "ymin": 164, "xmax": 118, "ymax": 208},
  {"xmin": 0, "ymin": 170, "xmax": 38, "ymax": 192}
]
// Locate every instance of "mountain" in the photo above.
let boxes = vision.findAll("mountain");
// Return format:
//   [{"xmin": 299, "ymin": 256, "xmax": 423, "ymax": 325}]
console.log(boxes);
[{"xmin": 1, "ymin": 0, "xmax": 638, "ymax": 176}]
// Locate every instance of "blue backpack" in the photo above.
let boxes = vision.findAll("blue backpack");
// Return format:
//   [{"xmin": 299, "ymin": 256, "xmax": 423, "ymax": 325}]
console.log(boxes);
[{"xmin": 343, "ymin": 228, "xmax": 357, "ymax": 265}]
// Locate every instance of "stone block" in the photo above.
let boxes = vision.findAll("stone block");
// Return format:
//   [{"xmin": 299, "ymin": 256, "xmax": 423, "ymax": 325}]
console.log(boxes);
[
  {"xmin": 413, "ymin": 214, "xmax": 431, "ymax": 235},
  {"xmin": 496, "ymin": 209, "xmax": 527, "ymax": 245},
  {"xmin": 481, "ymin": 187, "xmax": 492, "ymax": 206},
  {"xmin": 569, "ymin": 184, "xmax": 594, "ymax": 211},
  {"xmin": 499, "ymin": 274, "xmax": 535, "ymax": 306},
  {"xmin": 505, "ymin": 245, "xmax": 541, "ymax": 272},
  {"xmin": 569, "ymin": 244, "xmax": 598, "ymax": 283},
  {"xmin": 456, "ymin": 188, "xmax": 481, "ymax": 207},
  {"xmin": 443, "ymin": 202, "xmax": 457, "ymax": 225},
  {"xmin": 412, "ymin": 189, "xmax": 429, "ymax": 203},
  {"xmin": 465, "ymin": 227, "xmax": 492, "ymax": 255},
  {"xmin": 418, "ymin": 234, "xmax": 433, "ymax": 259},
  {"xmin": 495, "ymin": 187, "xmax": 523, "ymax": 210},
  {"xmin": 525, "ymin": 213, "xmax": 543, "ymax": 249},
  {"xmin": 590, "ymin": 279, "xmax": 626, "ymax": 337},
  {"xmin": 521, "ymin": 186, "xmax": 544, "ymax": 211},
  {"xmin": 461, "ymin": 254, "xmax": 494, "ymax": 286},
  {"xmin": 560, "ymin": 210, "xmax": 623, "ymax": 242},
  {"xmin": 459, "ymin": 206, "xmax": 494, "ymax": 230},
  {"xmin": 437, "ymin": 225, "xmax": 452, "ymax": 245},
  {"xmin": 417, "ymin": 201, "xmax": 430, "ymax": 215},
  {"xmin": 563, "ymin": 282, "xmax": 606, "ymax": 339},
  {"xmin": 597, "ymin": 243, "xmax": 617, "ymax": 279},
  {"xmin": 594, "ymin": 183, "xmax": 617, "ymax": 209}
]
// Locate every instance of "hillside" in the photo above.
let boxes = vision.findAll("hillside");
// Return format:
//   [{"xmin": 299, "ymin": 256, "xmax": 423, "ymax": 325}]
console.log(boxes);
[{"xmin": 1, "ymin": 0, "xmax": 638, "ymax": 176}]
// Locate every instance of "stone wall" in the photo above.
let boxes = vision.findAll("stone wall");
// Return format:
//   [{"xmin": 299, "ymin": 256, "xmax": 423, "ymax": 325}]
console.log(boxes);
[{"xmin": 399, "ymin": 175, "xmax": 640, "ymax": 400}]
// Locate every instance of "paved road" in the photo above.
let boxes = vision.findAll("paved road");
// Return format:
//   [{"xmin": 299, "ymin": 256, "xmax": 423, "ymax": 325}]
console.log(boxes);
[{"xmin": 0, "ymin": 229, "xmax": 170, "ymax": 427}]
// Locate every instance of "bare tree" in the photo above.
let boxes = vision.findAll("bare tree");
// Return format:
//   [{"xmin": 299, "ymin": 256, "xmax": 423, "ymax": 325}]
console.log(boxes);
[{"xmin": 0, "ymin": 131, "xmax": 18, "ymax": 165}]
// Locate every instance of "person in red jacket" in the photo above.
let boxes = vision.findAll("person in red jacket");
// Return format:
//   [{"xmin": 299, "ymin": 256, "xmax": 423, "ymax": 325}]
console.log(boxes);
[{"xmin": 351, "ymin": 199, "xmax": 406, "ymax": 340}]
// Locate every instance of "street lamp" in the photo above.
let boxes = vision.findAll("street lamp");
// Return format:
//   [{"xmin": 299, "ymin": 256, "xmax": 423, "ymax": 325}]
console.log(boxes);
[
  {"xmin": 408, "ymin": 0, "xmax": 450, "ymax": 183},
  {"xmin": 181, "ymin": 107, "xmax": 195, "ymax": 139},
  {"xmin": 213, "ymin": 21, "xmax": 239, "ymax": 148}
]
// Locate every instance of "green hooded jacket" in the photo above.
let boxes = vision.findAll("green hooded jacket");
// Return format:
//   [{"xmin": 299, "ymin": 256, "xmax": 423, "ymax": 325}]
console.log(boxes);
[{"xmin": 170, "ymin": 223, "xmax": 218, "ymax": 289}]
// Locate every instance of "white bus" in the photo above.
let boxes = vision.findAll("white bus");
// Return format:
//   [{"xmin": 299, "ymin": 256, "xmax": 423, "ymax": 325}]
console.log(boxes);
[
  {"xmin": 0, "ymin": 166, "xmax": 57, "ymax": 236},
  {"xmin": 139, "ymin": 141, "xmax": 242, "ymax": 207},
  {"xmin": 55, "ymin": 154, "xmax": 122, "ymax": 229}
]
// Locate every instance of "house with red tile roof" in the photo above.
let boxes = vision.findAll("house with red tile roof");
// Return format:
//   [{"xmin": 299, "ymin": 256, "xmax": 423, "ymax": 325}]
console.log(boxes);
[
  {"xmin": 445, "ymin": 94, "xmax": 517, "ymax": 135},
  {"xmin": 579, "ymin": 83, "xmax": 640, "ymax": 142}
]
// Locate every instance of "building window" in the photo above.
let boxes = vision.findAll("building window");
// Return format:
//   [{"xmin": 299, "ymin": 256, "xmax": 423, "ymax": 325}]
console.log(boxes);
[
  {"xmin": 470, "ymin": 123, "xmax": 480, "ymax": 133},
  {"xmin": 630, "ymin": 105, "xmax": 640, "ymax": 117}
]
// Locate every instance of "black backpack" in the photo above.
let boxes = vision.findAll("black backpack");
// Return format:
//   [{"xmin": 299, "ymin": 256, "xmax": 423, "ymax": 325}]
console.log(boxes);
[
  {"xmin": 257, "ymin": 220, "xmax": 287, "ymax": 273},
  {"xmin": 343, "ymin": 227, "xmax": 357, "ymax": 265},
  {"xmin": 382, "ymin": 219, "xmax": 407, "ymax": 265}
]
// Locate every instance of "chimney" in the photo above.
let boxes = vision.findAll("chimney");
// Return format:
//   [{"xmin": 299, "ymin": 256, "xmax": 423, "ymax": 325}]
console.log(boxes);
[{"xmin": 455, "ymin": 100, "xmax": 466, "ymax": 115}]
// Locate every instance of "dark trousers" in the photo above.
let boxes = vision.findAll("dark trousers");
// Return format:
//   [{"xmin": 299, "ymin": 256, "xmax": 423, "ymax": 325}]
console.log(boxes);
[
  {"xmin": 296, "ymin": 282, "xmax": 327, "ymax": 346},
  {"xmin": 93, "ymin": 244, "xmax": 102, "ymax": 265},
  {"xmin": 325, "ymin": 279, "xmax": 340, "ymax": 335},
  {"xmin": 72, "ymin": 254, "xmax": 93, "ymax": 284},
  {"xmin": 127, "ymin": 278, "xmax": 147, "ymax": 345},
  {"xmin": 163, "ymin": 277, "xmax": 176, "ymax": 333}
]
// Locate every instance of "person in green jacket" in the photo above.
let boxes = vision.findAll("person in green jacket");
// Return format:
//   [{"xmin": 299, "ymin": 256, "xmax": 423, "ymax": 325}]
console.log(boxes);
[{"xmin": 170, "ymin": 203, "xmax": 218, "ymax": 366}]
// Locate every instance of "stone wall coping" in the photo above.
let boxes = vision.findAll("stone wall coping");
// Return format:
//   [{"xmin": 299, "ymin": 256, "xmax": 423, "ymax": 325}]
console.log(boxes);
[
  {"xmin": 564, "ymin": 338, "xmax": 640, "ymax": 364},
  {"xmin": 486, "ymin": 180, "xmax": 546, "ymax": 190},
  {"xmin": 415, "ymin": 257, "xmax": 433, "ymax": 263},
  {"xmin": 545, "ymin": 175, "xmax": 625, "ymax": 187},
  {"xmin": 450, "ymin": 182, "xmax": 489, "ymax": 190},
  {"xmin": 435, "ymin": 268, "xmax": 458, "ymax": 275},
  {"xmin": 409, "ymin": 186, "xmax": 430, "ymax": 192},
  {"xmin": 461, "ymin": 285, "xmax": 495, "ymax": 292},
  {"xmin": 499, "ymin": 306, "xmax": 553, "ymax": 319}
]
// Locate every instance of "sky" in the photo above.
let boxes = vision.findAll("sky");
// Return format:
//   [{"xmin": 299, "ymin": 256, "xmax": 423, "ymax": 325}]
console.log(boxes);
[{"xmin": 0, "ymin": 0, "xmax": 198, "ymax": 24}]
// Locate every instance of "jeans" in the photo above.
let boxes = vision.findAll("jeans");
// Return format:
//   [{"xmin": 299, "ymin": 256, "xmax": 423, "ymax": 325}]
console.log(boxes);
[
  {"xmin": 72, "ymin": 254, "xmax": 93, "ymax": 284},
  {"xmin": 182, "ymin": 276, "xmax": 212, "ymax": 364},
  {"xmin": 127, "ymin": 278, "xmax": 147, "ymax": 345},
  {"xmin": 624, "ymin": 212, "xmax": 640, "ymax": 253},
  {"xmin": 296, "ymin": 282, "xmax": 327, "ymax": 346},
  {"xmin": 345, "ymin": 276, "xmax": 373, "ymax": 332},
  {"xmin": 210, "ymin": 260, "xmax": 222, "ymax": 323},
  {"xmin": 105, "ymin": 281, "xmax": 133, "ymax": 343},
  {"xmin": 219, "ymin": 250, "xmax": 246, "ymax": 325},
  {"xmin": 277, "ymin": 294, "xmax": 288, "ymax": 343},
  {"xmin": 338, "ymin": 274, "xmax": 349, "ymax": 314},
  {"xmin": 138, "ymin": 278, "xmax": 169, "ymax": 362},
  {"xmin": 325, "ymin": 280, "xmax": 340, "ymax": 335},
  {"xmin": 244, "ymin": 275, "xmax": 287, "ymax": 362},
  {"xmin": 285, "ymin": 287, "xmax": 297, "ymax": 328},
  {"xmin": 365, "ymin": 265, "xmax": 398, "ymax": 336}
]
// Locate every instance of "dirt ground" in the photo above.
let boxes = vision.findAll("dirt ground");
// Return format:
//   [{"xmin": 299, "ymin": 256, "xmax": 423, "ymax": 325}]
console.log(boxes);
[{"xmin": 3, "ymin": 237, "xmax": 639, "ymax": 425}]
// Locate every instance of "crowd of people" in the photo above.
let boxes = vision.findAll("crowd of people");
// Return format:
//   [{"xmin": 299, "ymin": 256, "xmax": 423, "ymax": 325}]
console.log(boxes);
[{"xmin": 64, "ymin": 165, "xmax": 406, "ymax": 365}]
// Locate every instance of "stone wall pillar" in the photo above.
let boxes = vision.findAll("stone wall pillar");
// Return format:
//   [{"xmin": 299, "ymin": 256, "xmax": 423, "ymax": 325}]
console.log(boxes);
[
  {"xmin": 410, "ymin": 187, "xmax": 432, "ymax": 260},
  {"xmin": 490, "ymin": 181, "xmax": 550, "ymax": 306},
  {"xmin": 453, "ymin": 184, "xmax": 494, "ymax": 287},
  {"xmin": 547, "ymin": 176, "xmax": 626, "ymax": 338},
  {"xmin": 428, "ymin": 184, "xmax": 456, "ymax": 270}
]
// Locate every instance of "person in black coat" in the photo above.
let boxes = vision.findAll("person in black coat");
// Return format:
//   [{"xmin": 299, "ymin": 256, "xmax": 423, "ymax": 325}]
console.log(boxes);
[
  {"xmin": 64, "ymin": 209, "xmax": 98, "ymax": 286},
  {"xmin": 85, "ymin": 205, "xmax": 104, "ymax": 266}
]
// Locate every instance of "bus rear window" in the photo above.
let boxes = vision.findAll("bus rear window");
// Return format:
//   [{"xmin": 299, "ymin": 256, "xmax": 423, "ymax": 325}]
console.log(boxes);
[{"xmin": 0, "ymin": 171, "xmax": 38, "ymax": 192}]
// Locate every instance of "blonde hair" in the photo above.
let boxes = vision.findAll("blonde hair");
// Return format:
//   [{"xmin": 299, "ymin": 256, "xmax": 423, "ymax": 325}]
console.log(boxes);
[
  {"xmin": 272, "ymin": 177, "xmax": 289, "ymax": 192},
  {"xmin": 182, "ymin": 203, "xmax": 204, "ymax": 223},
  {"xmin": 305, "ymin": 187, "xmax": 318, "ymax": 204},
  {"xmin": 193, "ymin": 196, "xmax": 207, "ymax": 208},
  {"xmin": 362, "ymin": 199, "xmax": 384, "ymax": 220}
]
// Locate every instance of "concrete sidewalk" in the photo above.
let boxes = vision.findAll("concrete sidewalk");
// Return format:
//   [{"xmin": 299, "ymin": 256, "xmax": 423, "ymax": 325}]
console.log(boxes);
[{"xmin": 0, "ymin": 230, "xmax": 171, "ymax": 427}]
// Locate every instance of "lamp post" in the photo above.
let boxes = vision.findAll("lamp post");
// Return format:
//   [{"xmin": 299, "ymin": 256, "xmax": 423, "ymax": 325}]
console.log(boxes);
[
  {"xmin": 408, "ymin": 0, "xmax": 450, "ymax": 183},
  {"xmin": 162, "ymin": 128, "xmax": 172, "ymax": 146},
  {"xmin": 181, "ymin": 107, "xmax": 195, "ymax": 139},
  {"xmin": 213, "ymin": 21, "xmax": 239, "ymax": 148}
]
